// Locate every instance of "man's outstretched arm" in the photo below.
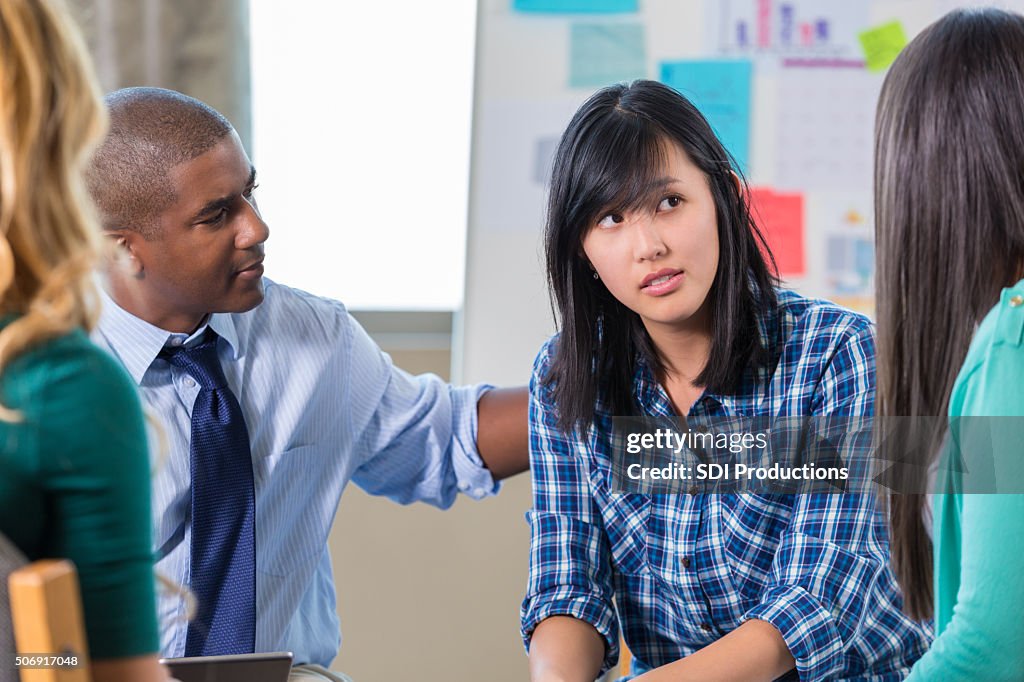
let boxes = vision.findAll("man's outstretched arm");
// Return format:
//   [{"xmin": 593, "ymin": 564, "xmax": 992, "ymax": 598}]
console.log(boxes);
[{"xmin": 476, "ymin": 386, "xmax": 530, "ymax": 480}]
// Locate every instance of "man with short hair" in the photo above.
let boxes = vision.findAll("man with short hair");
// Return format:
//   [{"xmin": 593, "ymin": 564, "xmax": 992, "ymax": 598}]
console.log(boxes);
[{"xmin": 86, "ymin": 87, "xmax": 528, "ymax": 681}]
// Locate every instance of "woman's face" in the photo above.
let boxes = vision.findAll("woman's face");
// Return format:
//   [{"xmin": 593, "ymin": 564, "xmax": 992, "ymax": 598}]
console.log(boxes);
[{"xmin": 582, "ymin": 142, "xmax": 720, "ymax": 334}]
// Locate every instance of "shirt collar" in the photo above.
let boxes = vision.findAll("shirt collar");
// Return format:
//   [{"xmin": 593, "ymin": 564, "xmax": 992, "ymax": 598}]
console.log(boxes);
[
  {"xmin": 96, "ymin": 288, "xmax": 242, "ymax": 385},
  {"xmin": 207, "ymin": 312, "xmax": 241, "ymax": 360},
  {"xmin": 632, "ymin": 295, "xmax": 781, "ymax": 417},
  {"xmin": 633, "ymin": 357, "xmax": 737, "ymax": 417}
]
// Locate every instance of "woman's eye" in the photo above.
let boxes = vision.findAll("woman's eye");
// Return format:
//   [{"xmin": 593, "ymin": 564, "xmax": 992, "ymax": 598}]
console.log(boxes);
[
  {"xmin": 597, "ymin": 213, "xmax": 624, "ymax": 228},
  {"xmin": 658, "ymin": 195, "xmax": 682, "ymax": 211}
]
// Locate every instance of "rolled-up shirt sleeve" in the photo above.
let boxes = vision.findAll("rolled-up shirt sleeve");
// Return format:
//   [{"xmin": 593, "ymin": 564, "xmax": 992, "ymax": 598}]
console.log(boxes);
[
  {"xmin": 520, "ymin": 339, "xmax": 620, "ymax": 673},
  {"xmin": 742, "ymin": 493, "xmax": 885, "ymax": 680},
  {"xmin": 346, "ymin": 312, "xmax": 498, "ymax": 507},
  {"xmin": 447, "ymin": 382, "xmax": 500, "ymax": 498}
]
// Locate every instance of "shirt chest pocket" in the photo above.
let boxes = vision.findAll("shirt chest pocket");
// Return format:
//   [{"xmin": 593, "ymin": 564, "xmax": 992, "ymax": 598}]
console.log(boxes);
[
  {"xmin": 718, "ymin": 493, "xmax": 785, "ymax": 599},
  {"xmin": 599, "ymin": 492, "xmax": 652, "ymax": 576}
]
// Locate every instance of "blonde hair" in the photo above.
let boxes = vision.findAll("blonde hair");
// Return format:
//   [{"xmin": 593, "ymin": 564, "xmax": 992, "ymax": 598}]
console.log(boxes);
[{"xmin": 0, "ymin": 0, "xmax": 107, "ymax": 419}]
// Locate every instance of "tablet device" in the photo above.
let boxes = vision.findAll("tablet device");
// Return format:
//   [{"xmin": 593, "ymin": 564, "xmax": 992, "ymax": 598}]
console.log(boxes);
[{"xmin": 160, "ymin": 651, "xmax": 293, "ymax": 682}]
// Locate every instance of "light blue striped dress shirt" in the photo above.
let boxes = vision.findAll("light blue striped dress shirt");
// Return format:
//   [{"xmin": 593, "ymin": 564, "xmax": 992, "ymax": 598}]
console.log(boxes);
[{"xmin": 92, "ymin": 278, "xmax": 497, "ymax": 666}]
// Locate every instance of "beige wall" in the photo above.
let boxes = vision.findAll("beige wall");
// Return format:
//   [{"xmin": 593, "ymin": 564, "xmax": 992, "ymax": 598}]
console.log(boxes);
[
  {"xmin": 330, "ymin": 477, "xmax": 532, "ymax": 680},
  {"xmin": 329, "ymin": 328, "xmax": 534, "ymax": 682}
]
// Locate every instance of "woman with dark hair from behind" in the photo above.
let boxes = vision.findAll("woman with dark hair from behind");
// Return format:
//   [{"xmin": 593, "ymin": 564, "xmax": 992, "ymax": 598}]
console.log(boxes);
[
  {"xmin": 520, "ymin": 79, "xmax": 930, "ymax": 681},
  {"xmin": 0, "ymin": 1, "xmax": 167, "ymax": 680},
  {"xmin": 876, "ymin": 8, "xmax": 1024, "ymax": 680}
]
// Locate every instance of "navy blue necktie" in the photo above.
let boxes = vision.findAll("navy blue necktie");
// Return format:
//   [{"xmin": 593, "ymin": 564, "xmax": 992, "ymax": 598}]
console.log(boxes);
[{"xmin": 162, "ymin": 332, "xmax": 256, "ymax": 655}]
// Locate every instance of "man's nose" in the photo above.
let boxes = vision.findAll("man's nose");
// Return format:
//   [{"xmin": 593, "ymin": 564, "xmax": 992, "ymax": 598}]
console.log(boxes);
[{"xmin": 237, "ymin": 200, "xmax": 270, "ymax": 248}]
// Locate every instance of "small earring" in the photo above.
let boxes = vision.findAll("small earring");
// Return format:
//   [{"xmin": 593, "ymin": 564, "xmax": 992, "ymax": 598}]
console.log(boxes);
[{"xmin": 592, "ymin": 271, "xmax": 599, "ymax": 280}]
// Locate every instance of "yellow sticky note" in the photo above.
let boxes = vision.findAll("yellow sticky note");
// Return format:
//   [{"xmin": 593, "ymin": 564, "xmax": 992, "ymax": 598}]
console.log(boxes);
[{"xmin": 858, "ymin": 21, "xmax": 908, "ymax": 73}]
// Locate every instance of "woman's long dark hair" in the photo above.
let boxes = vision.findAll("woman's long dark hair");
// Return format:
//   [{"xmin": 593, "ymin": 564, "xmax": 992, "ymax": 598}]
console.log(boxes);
[
  {"xmin": 875, "ymin": 8, "xmax": 1024, "ymax": 620},
  {"xmin": 543, "ymin": 79, "xmax": 778, "ymax": 433}
]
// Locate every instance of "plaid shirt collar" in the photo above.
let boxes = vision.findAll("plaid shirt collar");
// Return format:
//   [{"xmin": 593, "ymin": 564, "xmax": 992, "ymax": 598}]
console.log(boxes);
[{"xmin": 633, "ymin": 299, "xmax": 779, "ymax": 419}]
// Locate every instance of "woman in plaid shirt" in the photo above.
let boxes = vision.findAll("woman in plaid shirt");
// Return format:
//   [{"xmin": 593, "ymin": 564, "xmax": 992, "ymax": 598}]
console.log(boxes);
[{"xmin": 520, "ymin": 80, "xmax": 930, "ymax": 681}]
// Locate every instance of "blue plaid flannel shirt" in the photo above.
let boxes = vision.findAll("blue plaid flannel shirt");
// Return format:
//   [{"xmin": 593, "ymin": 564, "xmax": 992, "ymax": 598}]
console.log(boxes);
[{"xmin": 521, "ymin": 289, "xmax": 932, "ymax": 681}]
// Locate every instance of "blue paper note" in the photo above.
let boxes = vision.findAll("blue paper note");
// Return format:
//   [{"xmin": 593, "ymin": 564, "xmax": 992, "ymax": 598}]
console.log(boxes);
[
  {"xmin": 570, "ymin": 23, "xmax": 646, "ymax": 88},
  {"xmin": 513, "ymin": 0, "xmax": 638, "ymax": 13},
  {"xmin": 660, "ymin": 60, "xmax": 753, "ymax": 172}
]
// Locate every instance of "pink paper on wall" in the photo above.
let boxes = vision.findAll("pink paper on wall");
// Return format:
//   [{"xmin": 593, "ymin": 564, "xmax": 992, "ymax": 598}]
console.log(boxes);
[{"xmin": 749, "ymin": 187, "xmax": 806, "ymax": 277}]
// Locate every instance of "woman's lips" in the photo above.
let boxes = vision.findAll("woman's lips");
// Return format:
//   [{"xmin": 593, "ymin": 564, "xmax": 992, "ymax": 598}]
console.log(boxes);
[{"xmin": 641, "ymin": 269, "xmax": 684, "ymax": 296}]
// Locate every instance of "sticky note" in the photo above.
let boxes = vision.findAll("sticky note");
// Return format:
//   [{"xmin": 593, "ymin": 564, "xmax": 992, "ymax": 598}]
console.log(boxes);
[
  {"xmin": 749, "ymin": 188, "xmax": 805, "ymax": 277},
  {"xmin": 858, "ymin": 21, "xmax": 907, "ymax": 72},
  {"xmin": 513, "ymin": 0, "xmax": 638, "ymax": 13},
  {"xmin": 660, "ymin": 60, "xmax": 752, "ymax": 172},
  {"xmin": 570, "ymin": 23, "xmax": 646, "ymax": 88}
]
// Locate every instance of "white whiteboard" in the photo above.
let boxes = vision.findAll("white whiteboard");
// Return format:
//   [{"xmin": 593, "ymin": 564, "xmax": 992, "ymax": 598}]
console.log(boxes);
[{"xmin": 456, "ymin": 0, "xmax": 1024, "ymax": 386}]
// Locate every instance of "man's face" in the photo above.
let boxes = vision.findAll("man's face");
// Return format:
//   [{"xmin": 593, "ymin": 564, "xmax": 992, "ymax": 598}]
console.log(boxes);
[{"xmin": 122, "ymin": 131, "xmax": 269, "ymax": 332}]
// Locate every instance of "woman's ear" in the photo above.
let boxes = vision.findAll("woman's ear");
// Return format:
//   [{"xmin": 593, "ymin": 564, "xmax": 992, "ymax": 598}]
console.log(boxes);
[{"xmin": 729, "ymin": 170, "xmax": 744, "ymax": 198}]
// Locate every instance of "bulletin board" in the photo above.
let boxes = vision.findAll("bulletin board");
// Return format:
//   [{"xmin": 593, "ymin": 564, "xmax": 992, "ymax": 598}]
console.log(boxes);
[{"xmin": 456, "ymin": 0, "xmax": 1024, "ymax": 386}]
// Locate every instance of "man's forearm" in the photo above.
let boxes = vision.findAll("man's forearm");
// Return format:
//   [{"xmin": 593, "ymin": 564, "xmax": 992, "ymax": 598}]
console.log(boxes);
[
  {"xmin": 475, "ymin": 386, "xmax": 529, "ymax": 480},
  {"xmin": 634, "ymin": 619, "xmax": 795, "ymax": 682},
  {"xmin": 529, "ymin": 615, "xmax": 605, "ymax": 682}
]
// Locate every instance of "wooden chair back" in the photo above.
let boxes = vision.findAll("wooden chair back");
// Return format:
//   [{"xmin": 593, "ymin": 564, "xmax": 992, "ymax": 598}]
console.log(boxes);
[{"xmin": 6, "ymin": 553, "xmax": 90, "ymax": 682}]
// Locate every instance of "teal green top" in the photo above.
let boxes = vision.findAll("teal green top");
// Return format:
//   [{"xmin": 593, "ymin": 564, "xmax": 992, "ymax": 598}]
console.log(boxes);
[
  {"xmin": 906, "ymin": 281, "xmax": 1024, "ymax": 680},
  {"xmin": 0, "ymin": 326, "xmax": 159, "ymax": 659}
]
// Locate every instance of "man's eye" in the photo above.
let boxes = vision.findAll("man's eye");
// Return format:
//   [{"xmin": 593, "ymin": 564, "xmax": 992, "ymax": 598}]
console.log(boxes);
[
  {"xmin": 658, "ymin": 196, "xmax": 682, "ymax": 211},
  {"xmin": 596, "ymin": 213, "xmax": 624, "ymax": 228},
  {"xmin": 202, "ymin": 208, "xmax": 228, "ymax": 225}
]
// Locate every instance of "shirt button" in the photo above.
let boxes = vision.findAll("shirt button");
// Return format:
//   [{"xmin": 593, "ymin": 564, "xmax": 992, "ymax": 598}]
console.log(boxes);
[
  {"xmin": 184, "ymin": 377, "xmax": 196, "ymax": 388},
  {"xmin": 700, "ymin": 622, "xmax": 713, "ymax": 632},
  {"xmin": 458, "ymin": 483, "xmax": 470, "ymax": 492},
  {"xmin": 688, "ymin": 485, "xmax": 700, "ymax": 495},
  {"xmin": 680, "ymin": 556, "xmax": 691, "ymax": 569},
  {"xmin": 473, "ymin": 487, "xmax": 486, "ymax": 497}
]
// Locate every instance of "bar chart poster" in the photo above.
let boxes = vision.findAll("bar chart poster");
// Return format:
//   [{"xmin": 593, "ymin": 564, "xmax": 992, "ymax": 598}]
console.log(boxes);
[{"xmin": 707, "ymin": 0, "xmax": 868, "ymax": 64}]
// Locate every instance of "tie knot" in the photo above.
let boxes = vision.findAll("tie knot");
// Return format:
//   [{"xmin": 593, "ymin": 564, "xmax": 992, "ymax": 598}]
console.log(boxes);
[{"xmin": 160, "ymin": 333, "xmax": 228, "ymax": 390}]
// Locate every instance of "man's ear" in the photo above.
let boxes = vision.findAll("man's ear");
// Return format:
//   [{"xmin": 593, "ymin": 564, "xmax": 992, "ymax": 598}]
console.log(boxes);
[{"xmin": 104, "ymin": 228, "xmax": 144, "ymax": 277}]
